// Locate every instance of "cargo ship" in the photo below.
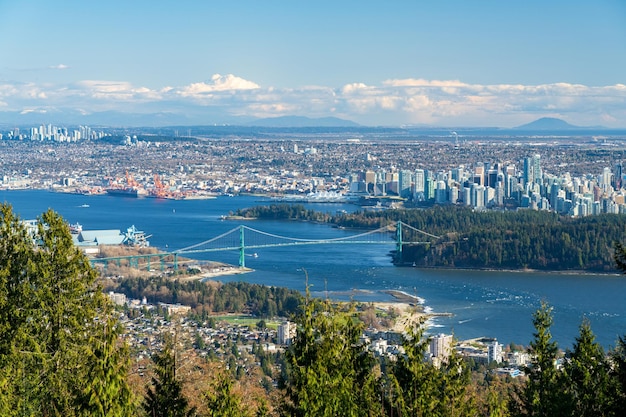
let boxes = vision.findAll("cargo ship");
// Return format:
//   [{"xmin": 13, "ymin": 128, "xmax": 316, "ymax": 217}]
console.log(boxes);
[
  {"xmin": 105, "ymin": 171, "xmax": 146, "ymax": 197},
  {"xmin": 106, "ymin": 187, "xmax": 139, "ymax": 197}
]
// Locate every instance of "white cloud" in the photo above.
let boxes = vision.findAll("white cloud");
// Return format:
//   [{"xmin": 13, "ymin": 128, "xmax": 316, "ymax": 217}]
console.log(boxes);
[
  {"xmin": 1, "ymin": 75, "xmax": 626, "ymax": 127},
  {"xmin": 340, "ymin": 83, "xmax": 370, "ymax": 94},
  {"xmin": 337, "ymin": 79, "xmax": 626, "ymax": 126},
  {"xmin": 178, "ymin": 74, "xmax": 260, "ymax": 98},
  {"xmin": 383, "ymin": 78, "xmax": 469, "ymax": 88},
  {"xmin": 49, "ymin": 64, "xmax": 69, "ymax": 70},
  {"xmin": 71, "ymin": 80, "xmax": 163, "ymax": 101},
  {"xmin": 19, "ymin": 108, "xmax": 47, "ymax": 114}
]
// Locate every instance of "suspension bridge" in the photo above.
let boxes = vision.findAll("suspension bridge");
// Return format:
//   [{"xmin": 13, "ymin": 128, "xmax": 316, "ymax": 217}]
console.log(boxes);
[{"xmin": 90, "ymin": 221, "xmax": 440, "ymax": 272}]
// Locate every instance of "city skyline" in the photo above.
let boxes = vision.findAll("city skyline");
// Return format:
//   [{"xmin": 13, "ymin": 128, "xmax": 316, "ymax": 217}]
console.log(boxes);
[{"xmin": 1, "ymin": 1, "xmax": 625, "ymax": 127}]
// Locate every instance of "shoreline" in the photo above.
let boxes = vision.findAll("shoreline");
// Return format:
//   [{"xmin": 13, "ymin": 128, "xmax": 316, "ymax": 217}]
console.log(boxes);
[
  {"xmin": 366, "ymin": 300, "xmax": 453, "ymax": 334},
  {"xmin": 176, "ymin": 265, "xmax": 253, "ymax": 282},
  {"xmin": 404, "ymin": 265, "xmax": 622, "ymax": 276}
]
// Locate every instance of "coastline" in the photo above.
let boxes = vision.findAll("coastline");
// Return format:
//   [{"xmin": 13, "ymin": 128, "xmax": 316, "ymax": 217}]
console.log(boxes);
[
  {"xmin": 367, "ymin": 300, "xmax": 453, "ymax": 334},
  {"xmin": 371, "ymin": 290, "xmax": 454, "ymax": 333},
  {"xmin": 174, "ymin": 265, "xmax": 253, "ymax": 282},
  {"xmin": 404, "ymin": 265, "xmax": 622, "ymax": 276}
]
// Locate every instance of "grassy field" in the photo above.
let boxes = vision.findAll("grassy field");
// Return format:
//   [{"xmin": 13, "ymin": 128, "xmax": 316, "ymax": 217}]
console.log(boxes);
[{"xmin": 212, "ymin": 315, "xmax": 282, "ymax": 330}]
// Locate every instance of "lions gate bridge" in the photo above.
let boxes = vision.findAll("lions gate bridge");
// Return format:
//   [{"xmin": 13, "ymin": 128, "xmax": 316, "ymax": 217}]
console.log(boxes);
[{"xmin": 90, "ymin": 221, "xmax": 439, "ymax": 272}]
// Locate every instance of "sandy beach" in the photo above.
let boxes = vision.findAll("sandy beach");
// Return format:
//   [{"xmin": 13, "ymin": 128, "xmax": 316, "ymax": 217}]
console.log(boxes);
[{"xmin": 368, "ymin": 290, "xmax": 453, "ymax": 333}]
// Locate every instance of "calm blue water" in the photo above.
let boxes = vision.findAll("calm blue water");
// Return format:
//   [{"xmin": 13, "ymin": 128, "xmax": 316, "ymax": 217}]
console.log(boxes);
[{"xmin": 2, "ymin": 190, "xmax": 625, "ymax": 350}]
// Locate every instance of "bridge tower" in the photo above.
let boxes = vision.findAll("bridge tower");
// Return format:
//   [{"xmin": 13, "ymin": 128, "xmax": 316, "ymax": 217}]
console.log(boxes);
[
  {"xmin": 395, "ymin": 220, "xmax": 403, "ymax": 264},
  {"xmin": 239, "ymin": 225, "xmax": 246, "ymax": 268}
]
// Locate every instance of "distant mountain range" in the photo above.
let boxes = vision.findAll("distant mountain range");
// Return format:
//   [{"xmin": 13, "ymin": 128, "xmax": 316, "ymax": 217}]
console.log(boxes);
[
  {"xmin": 0, "ymin": 110, "xmax": 360, "ymax": 128},
  {"xmin": 246, "ymin": 115, "xmax": 360, "ymax": 127},
  {"xmin": 0, "ymin": 111, "xmax": 619, "ymax": 134}
]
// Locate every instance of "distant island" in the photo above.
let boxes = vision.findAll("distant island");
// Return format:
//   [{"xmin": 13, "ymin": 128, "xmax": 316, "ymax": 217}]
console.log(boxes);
[{"xmin": 515, "ymin": 117, "xmax": 589, "ymax": 130}]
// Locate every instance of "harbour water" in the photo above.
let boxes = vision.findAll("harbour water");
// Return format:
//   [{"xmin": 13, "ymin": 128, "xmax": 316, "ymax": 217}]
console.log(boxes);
[{"xmin": 2, "ymin": 189, "xmax": 626, "ymax": 349}]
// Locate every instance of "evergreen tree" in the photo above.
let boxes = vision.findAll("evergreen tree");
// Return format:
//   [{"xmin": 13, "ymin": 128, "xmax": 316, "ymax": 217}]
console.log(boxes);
[
  {"xmin": 0, "ymin": 204, "xmax": 35, "ymax": 360},
  {"xmin": 204, "ymin": 372, "xmax": 250, "ymax": 417},
  {"xmin": 388, "ymin": 324, "xmax": 439, "ymax": 416},
  {"xmin": 33, "ymin": 209, "xmax": 110, "ymax": 415},
  {"xmin": 281, "ymin": 289, "xmax": 382, "ymax": 417},
  {"xmin": 0, "ymin": 205, "xmax": 39, "ymax": 416},
  {"xmin": 389, "ymin": 324, "xmax": 475, "ymax": 416},
  {"xmin": 0, "ymin": 206, "xmax": 134, "ymax": 416},
  {"xmin": 80, "ymin": 319, "xmax": 136, "ymax": 417},
  {"xmin": 438, "ymin": 348, "xmax": 476, "ymax": 416},
  {"xmin": 513, "ymin": 302, "xmax": 566, "ymax": 417},
  {"xmin": 485, "ymin": 386, "xmax": 511, "ymax": 417},
  {"xmin": 614, "ymin": 242, "xmax": 626, "ymax": 272},
  {"xmin": 144, "ymin": 336, "xmax": 195, "ymax": 417},
  {"xmin": 610, "ymin": 242, "xmax": 626, "ymax": 410},
  {"xmin": 610, "ymin": 336, "xmax": 626, "ymax": 411},
  {"xmin": 563, "ymin": 318, "xmax": 617, "ymax": 416}
]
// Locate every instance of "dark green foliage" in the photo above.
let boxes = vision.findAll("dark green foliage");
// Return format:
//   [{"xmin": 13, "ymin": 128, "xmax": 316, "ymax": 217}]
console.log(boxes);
[
  {"xmin": 389, "ymin": 325, "xmax": 475, "ymax": 416},
  {"xmin": 614, "ymin": 241, "xmax": 626, "ymax": 273},
  {"xmin": 562, "ymin": 319, "xmax": 618, "ymax": 416},
  {"xmin": 0, "ymin": 204, "xmax": 35, "ymax": 361},
  {"xmin": 233, "ymin": 204, "xmax": 333, "ymax": 223},
  {"xmin": 80, "ymin": 319, "xmax": 136, "ymax": 416},
  {"xmin": 281, "ymin": 291, "xmax": 382, "ymax": 416},
  {"xmin": 236, "ymin": 204, "xmax": 626, "ymax": 271},
  {"xmin": 235, "ymin": 202, "xmax": 626, "ymax": 271},
  {"xmin": 610, "ymin": 336, "xmax": 626, "ymax": 410},
  {"xmin": 0, "ymin": 205, "xmax": 135, "ymax": 416},
  {"xmin": 513, "ymin": 302, "xmax": 567, "ymax": 417},
  {"xmin": 204, "ymin": 372, "xmax": 250, "ymax": 417},
  {"xmin": 347, "ymin": 206, "xmax": 626, "ymax": 271},
  {"xmin": 144, "ymin": 337, "xmax": 196, "ymax": 417}
]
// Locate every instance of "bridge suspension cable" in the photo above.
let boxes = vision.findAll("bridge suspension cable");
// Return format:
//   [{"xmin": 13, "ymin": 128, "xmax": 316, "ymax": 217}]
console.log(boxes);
[
  {"xmin": 93, "ymin": 221, "xmax": 441, "ymax": 271},
  {"xmin": 174, "ymin": 226, "xmax": 241, "ymax": 253},
  {"xmin": 398, "ymin": 221, "xmax": 440, "ymax": 239},
  {"xmin": 240, "ymin": 224, "xmax": 394, "ymax": 243}
]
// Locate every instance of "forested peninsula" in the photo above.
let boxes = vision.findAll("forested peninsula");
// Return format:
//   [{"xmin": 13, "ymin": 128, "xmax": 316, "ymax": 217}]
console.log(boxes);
[{"xmin": 233, "ymin": 204, "xmax": 626, "ymax": 272}]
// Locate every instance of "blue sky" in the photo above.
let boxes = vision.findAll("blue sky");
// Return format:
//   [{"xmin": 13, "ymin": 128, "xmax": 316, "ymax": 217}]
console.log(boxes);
[{"xmin": 1, "ymin": 0, "xmax": 625, "ymax": 127}]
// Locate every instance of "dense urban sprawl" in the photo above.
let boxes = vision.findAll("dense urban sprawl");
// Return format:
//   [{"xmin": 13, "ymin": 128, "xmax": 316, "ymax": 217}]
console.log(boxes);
[{"xmin": 1, "ymin": 124, "xmax": 626, "ymax": 217}]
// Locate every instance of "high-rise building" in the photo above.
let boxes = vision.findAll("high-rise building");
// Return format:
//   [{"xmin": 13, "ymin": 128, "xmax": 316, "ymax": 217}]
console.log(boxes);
[
  {"xmin": 435, "ymin": 180, "xmax": 448, "ymax": 204},
  {"xmin": 472, "ymin": 184, "xmax": 486, "ymax": 208},
  {"xmin": 451, "ymin": 167, "xmax": 464, "ymax": 182},
  {"xmin": 533, "ymin": 155, "xmax": 542, "ymax": 182},
  {"xmin": 495, "ymin": 184, "xmax": 504, "ymax": 206},
  {"xmin": 398, "ymin": 170, "xmax": 413, "ymax": 198},
  {"xmin": 474, "ymin": 164, "xmax": 485, "ymax": 186},
  {"xmin": 487, "ymin": 169, "xmax": 498, "ymax": 188},
  {"xmin": 449, "ymin": 185, "xmax": 459, "ymax": 204},
  {"xmin": 414, "ymin": 169, "xmax": 425, "ymax": 193},
  {"xmin": 462, "ymin": 187, "xmax": 471, "ymax": 206},
  {"xmin": 429, "ymin": 334, "xmax": 453, "ymax": 363},
  {"xmin": 614, "ymin": 162, "xmax": 623, "ymax": 190},
  {"xmin": 278, "ymin": 321, "xmax": 292, "ymax": 345},
  {"xmin": 601, "ymin": 167, "xmax": 612, "ymax": 189},
  {"xmin": 522, "ymin": 154, "xmax": 542, "ymax": 185},
  {"xmin": 425, "ymin": 173, "xmax": 435, "ymax": 200},
  {"xmin": 488, "ymin": 341, "xmax": 502, "ymax": 364}
]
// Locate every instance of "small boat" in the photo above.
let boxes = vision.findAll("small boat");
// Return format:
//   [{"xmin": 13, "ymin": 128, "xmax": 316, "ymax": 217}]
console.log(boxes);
[{"xmin": 79, "ymin": 204, "xmax": 90, "ymax": 208}]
